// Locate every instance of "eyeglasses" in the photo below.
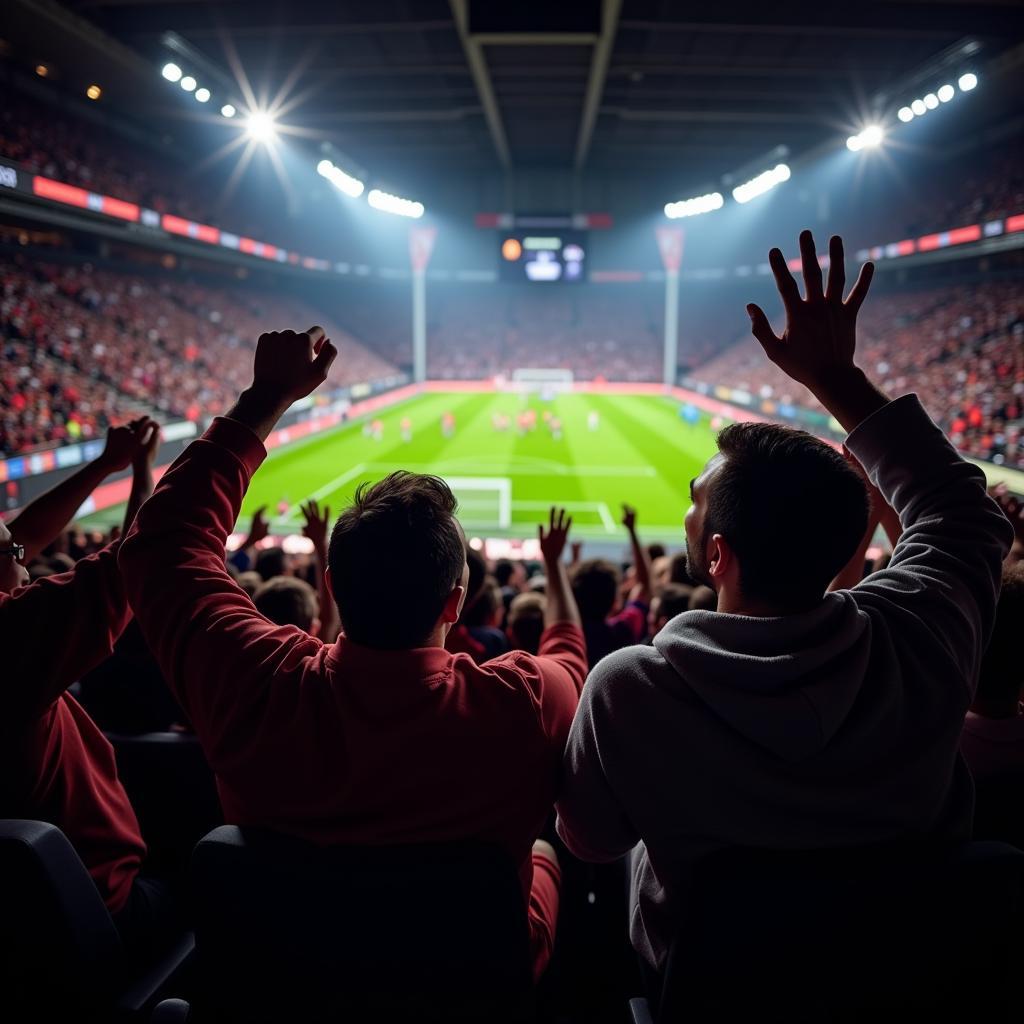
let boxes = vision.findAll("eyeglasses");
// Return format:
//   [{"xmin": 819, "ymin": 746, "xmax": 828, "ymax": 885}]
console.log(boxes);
[{"xmin": 0, "ymin": 543, "xmax": 25, "ymax": 562}]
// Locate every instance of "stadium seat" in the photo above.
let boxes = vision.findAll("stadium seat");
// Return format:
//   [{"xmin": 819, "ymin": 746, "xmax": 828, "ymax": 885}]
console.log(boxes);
[
  {"xmin": 106, "ymin": 731, "xmax": 223, "ymax": 875},
  {"xmin": 0, "ymin": 819, "xmax": 193, "ymax": 1021},
  {"xmin": 188, "ymin": 825, "xmax": 534, "ymax": 1023},
  {"xmin": 628, "ymin": 840, "xmax": 1024, "ymax": 1023},
  {"xmin": 973, "ymin": 769, "xmax": 1024, "ymax": 850}
]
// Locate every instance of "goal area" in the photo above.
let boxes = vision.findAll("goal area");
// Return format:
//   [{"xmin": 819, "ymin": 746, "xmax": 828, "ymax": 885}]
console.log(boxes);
[
  {"xmin": 509, "ymin": 368, "xmax": 574, "ymax": 398},
  {"xmin": 445, "ymin": 476, "xmax": 512, "ymax": 531}
]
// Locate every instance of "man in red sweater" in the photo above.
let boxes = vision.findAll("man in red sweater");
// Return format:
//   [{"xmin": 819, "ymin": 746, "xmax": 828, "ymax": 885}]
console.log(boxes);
[
  {"xmin": 119, "ymin": 328, "xmax": 589, "ymax": 978},
  {"xmin": 1, "ymin": 418, "xmax": 165, "ymax": 943}
]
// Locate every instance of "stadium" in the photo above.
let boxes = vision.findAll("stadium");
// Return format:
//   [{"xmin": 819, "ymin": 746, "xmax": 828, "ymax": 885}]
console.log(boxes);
[{"xmin": 1, "ymin": 2, "xmax": 1023, "ymax": 1021}]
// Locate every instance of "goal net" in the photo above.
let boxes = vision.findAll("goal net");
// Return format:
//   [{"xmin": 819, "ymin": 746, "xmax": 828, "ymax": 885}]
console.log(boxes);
[
  {"xmin": 510, "ymin": 368, "xmax": 574, "ymax": 399},
  {"xmin": 446, "ymin": 477, "xmax": 512, "ymax": 531}
]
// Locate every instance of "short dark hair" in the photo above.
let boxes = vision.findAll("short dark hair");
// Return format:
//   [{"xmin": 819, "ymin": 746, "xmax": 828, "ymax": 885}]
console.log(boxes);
[
  {"xmin": 647, "ymin": 543, "xmax": 667, "ymax": 561},
  {"xmin": 328, "ymin": 472, "xmax": 465, "ymax": 649},
  {"xmin": 493, "ymin": 559, "xmax": 516, "ymax": 587},
  {"xmin": 708, "ymin": 422, "xmax": 868, "ymax": 609},
  {"xmin": 668, "ymin": 550, "xmax": 693, "ymax": 585},
  {"xmin": 656, "ymin": 583, "xmax": 693, "ymax": 621},
  {"xmin": 977, "ymin": 563, "xmax": 1024, "ymax": 708},
  {"xmin": 507, "ymin": 592, "xmax": 545, "ymax": 654},
  {"xmin": 254, "ymin": 576, "xmax": 319, "ymax": 633},
  {"xmin": 254, "ymin": 546, "xmax": 288, "ymax": 581},
  {"xmin": 571, "ymin": 559, "xmax": 620, "ymax": 621}
]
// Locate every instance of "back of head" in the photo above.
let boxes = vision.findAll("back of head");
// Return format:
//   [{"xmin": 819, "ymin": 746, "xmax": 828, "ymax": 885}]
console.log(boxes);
[
  {"xmin": 255, "ymin": 546, "xmax": 288, "ymax": 581},
  {"xmin": 976, "ymin": 563, "xmax": 1024, "ymax": 713},
  {"xmin": 507, "ymin": 592, "xmax": 546, "ymax": 655},
  {"xmin": 689, "ymin": 585, "xmax": 717, "ymax": 611},
  {"xmin": 571, "ymin": 558, "xmax": 620, "ymax": 621},
  {"xmin": 658, "ymin": 582, "xmax": 694, "ymax": 621},
  {"xmin": 328, "ymin": 472, "xmax": 465, "ymax": 649},
  {"xmin": 237, "ymin": 571, "xmax": 264, "ymax": 598},
  {"xmin": 710, "ymin": 423, "xmax": 868, "ymax": 610},
  {"xmin": 668, "ymin": 550, "xmax": 693, "ymax": 585},
  {"xmin": 493, "ymin": 559, "xmax": 515, "ymax": 588},
  {"xmin": 254, "ymin": 576, "xmax": 319, "ymax": 633}
]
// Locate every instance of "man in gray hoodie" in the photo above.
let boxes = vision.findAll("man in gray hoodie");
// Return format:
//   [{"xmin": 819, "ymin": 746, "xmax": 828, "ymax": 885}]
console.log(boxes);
[{"xmin": 555, "ymin": 230, "xmax": 1014, "ymax": 971}]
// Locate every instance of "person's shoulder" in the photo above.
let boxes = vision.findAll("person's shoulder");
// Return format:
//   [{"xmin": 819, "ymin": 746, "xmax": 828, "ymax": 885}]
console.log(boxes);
[{"xmin": 588, "ymin": 642, "xmax": 662, "ymax": 695}]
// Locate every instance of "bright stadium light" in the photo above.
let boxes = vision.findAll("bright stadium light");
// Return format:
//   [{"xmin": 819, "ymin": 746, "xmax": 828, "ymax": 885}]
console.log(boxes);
[
  {"xmin": 958, "ymin": 72, "xmax": 978, "ymax": 91},
  {"xmin": 180, "ymin": 75, "xmax": 197, "ymax": 92},
  {"xmin": 846, "ymin": 134, "xmax": 863, "ymax": 152},
  {"xmin": 246, "ymin": 110, "xmax": 277, "ymax": 144},
  {"xmin": 161, "ymin": 62, "xmax": 182, "ymax": 83},
  {"xmin": 923, "ymin": 92, "xmax": 939, "ymax": 109},
  {"xmin": 937, "ymin": 83, "xmax": 955, "ymax": 102},
  {"xmin": 316, "ymin": 157, "xmax": 365, "ymax": 198},
  {"xmin": 731, "ymin": 163, "xmax": 790, "ymax": 204},
  {"xmin": 194, "ymin": 87, "xmax": 210, "ymax": 103},
  {"xmin": 911, "ymin": 98, "xmax": 927, "ymax": 116},
  {"xmin": 220, "ymin": 103, "xmax": 236, "ymax": 118},
  {"xmin": 367, "ymin": 188, "xmax": 425, "ymax": 218},
  {"xmin": 664, "ymin": 191, "xmax": 724, "ymax": 219},
  {"xmin": 897, "ymin": 106, "xmax": 914, "ymax": 122}
]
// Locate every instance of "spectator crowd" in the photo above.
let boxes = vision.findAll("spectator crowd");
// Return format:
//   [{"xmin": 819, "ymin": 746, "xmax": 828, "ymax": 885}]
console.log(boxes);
[{"xmin": 3, "ymin": 231, "xmax": 1024, "ymax": 1019}]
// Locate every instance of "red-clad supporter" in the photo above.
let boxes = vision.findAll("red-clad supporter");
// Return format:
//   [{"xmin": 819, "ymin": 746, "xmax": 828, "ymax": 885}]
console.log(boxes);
[
  {"xmin": 0, "ymin": 418, "xmax": 183, "ymax": 950},
  {"xmin": 119, "ymin": 327, "xmax": 589, "ymax": 979}
]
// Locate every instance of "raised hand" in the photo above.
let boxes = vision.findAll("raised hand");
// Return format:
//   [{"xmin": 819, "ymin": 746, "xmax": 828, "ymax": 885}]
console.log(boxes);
[
  {"xmin": 622, "ymin": 503, "xmax": 638, "ymax": 533},
  {"xmin": 746, "ymin": 231, "xmax": 874, "ymax": 395},
  {"xmin": 246, "ymin": 507, "xmax": 270, "ymax": 548},
  {"xmin": 133, "ymin": 420, "xmax": 161, "ymax": 471},
  {"xmin": 100, "ymin": 416, "xmax": 158, "ymax": 472},
  {"xmin": 300, "ymin": 499, "xmax": 331, "ymax": 553},
  {"xmin": 538, "ymin": 507, "xmax": 573, "ymax": 565},
  {"xmin": 250, "ymin": 326, "xmax": 338, "ymax": 410}
]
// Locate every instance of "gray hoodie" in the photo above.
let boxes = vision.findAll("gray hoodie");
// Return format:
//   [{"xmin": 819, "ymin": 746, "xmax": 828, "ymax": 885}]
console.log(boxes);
[{"xmin": 555, "ymin": 394, "xmax": 1013, "ymax": 969}]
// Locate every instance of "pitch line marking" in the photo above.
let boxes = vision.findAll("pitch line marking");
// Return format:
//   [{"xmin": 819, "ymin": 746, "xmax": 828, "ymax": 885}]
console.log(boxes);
[
  {"xmin": 283, "ymin": 462, "xmax": 366, "ymax": 520},
  {"xmin": 598, "ymin": 503, "xmax": 616, "ymax": 533}
]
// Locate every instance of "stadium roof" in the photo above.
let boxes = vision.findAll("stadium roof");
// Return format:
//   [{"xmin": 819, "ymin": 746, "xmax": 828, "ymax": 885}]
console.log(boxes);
[{"xmin": 6, "ymin": 0, "xmax": 1024, "ymax": 186}]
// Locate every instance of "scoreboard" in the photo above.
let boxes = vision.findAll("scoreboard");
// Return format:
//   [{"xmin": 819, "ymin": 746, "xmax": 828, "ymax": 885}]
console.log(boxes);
[{"xmin": 498, "ymin": 230, "xmax": 587, "ymax": 283}]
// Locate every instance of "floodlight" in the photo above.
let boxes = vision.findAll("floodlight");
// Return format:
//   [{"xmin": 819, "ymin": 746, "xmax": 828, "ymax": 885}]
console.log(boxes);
[
  {"xmin": 897, "ymin": 106, "xmax": 914, "ymax": 122},
  {"xmin": 221, "ymin": 104, "xmax": 236, "ymax": 118},
  {"xmin": 86, "ymin": 84, "xmax": 102, "ymax": 101},
  {"xmin": 161, "ymin": 62, "xmax": 182, "ymax": 83},
  {"xmin": 246, "ymin": 110, "xmax": 277, "ymax": 144},
  {"xmin": 924, "ymin": 93, "xmax": 939, "ymax": 109},
  {"xmin": 664, "ymin": 191, "xmax": 724, "ymax": 219},
  {"xmin": 846, "ymin": 135, "xmax": 863, "ymax": 152},
  {"xmin": 861, "ymin": 125, "xmax": 884, "ymax": 147},
  {"xmin": 317, "ymin": 158, "xmax": 365, "ymax": 197},
  {"xmin": 195, "ymin": 87, "xmax": 210, "ymax": 103},
  {"xmin": 937, "ymin": 84, "xmax": 955, "ymax": 102},
  {"xmin": 367, "ymin": 188, "xmax": 424, "ymax": 218},
  {"xmin": 958, "ymin": 72, "xmax": 977, "ymax": 91},
  {"xmin": 732, "ymin": 163, "xmax": 789, "ymax": 204},
  {"xmin": 180, "ymin": 75, "xmax": 197, "ymax": 92},
  {"xmin": 911, "ymin": 98, "xmax": 927, "ymax": 116}
]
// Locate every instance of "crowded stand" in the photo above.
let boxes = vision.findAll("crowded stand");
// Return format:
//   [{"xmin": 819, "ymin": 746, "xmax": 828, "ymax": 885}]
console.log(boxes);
[
  {"xmin": 690, "ymin": 280, "xmax": 1024, "ymax": 468},
  {"xmin": 1, "ymin": 259, "xmax": 398, "ymax": 456},
  {"xmin": 3, "ymin": 5, "xmax": 1024, "ymax": 1022}
]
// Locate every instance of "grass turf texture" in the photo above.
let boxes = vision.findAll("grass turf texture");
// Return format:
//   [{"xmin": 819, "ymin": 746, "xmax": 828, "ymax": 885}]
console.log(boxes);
[{"xmin": 81, "ymin": 391, "xmax": 722, "ymax": 541}]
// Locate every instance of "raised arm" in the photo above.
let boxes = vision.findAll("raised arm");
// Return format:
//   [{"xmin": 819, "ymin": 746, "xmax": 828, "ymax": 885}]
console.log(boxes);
[
  {"xmin": 538, "ymin": 507, "xmax": 581, "ymax": 633},
  {"xmin": 301, "ymin": 498, "xmax": 340, "ymax": 642},
  {"xmin": 621, "ymin": 503, "xmax": 652, "ymax": 603},
  {"xmin": 8, "ymin": 418, "xmax": 157, "ymax": 563},
  {"xmin": 119, "ymin": 328, "xmax": 338, "ymax": 755},
  {"xmin": 749, "ymin": 230, "xmax": 1012, "ymax": 682}
]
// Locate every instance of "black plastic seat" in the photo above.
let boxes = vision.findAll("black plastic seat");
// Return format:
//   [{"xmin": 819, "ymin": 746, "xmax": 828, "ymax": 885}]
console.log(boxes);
[
  {"xmin": 0, "ymin": 819, "xmax": 193, "ymax": 1022},
  {"xmin": 630, "ymin": 840, "xmax": 1024, "ymax": 1023},
  {"xmin": 106, "ymin": 731, "xmax": 223, "ymax": 875},
  {"xmin": 973, "ymin": 769, "xmax": 1024, "ymax": 849},
  {"xmin": 188, "ymin": 825, "xmax": 535, "ymax": 1022}
]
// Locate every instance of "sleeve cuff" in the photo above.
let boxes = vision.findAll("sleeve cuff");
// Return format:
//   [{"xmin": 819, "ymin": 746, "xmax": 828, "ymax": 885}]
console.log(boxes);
[
  {"xmin": 843, "ymin": 393, "xmax": 943, "ymax": 476},
  {"xmin": 205, "ymin": 416, "xmax": 268, "ymax": 476}
]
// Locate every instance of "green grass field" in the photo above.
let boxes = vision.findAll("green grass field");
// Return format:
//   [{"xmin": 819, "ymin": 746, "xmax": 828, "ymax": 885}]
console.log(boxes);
[
  {"xmin": 81, "ymin": 390, "xmax": 723, "ymax": 541},
  {"xmin": 240, "ymin": 391, "xmax": 719, "ymax": 542}
]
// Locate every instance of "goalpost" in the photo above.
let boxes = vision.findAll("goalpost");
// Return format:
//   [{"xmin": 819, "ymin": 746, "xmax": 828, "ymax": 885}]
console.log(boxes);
[
  {"xmin": 445, "ymin": 476, "xmax": 512, "ymax": 531},
  {"xmin": 509, "ymin": 368, "xmax": 574, "ymax": 400}
]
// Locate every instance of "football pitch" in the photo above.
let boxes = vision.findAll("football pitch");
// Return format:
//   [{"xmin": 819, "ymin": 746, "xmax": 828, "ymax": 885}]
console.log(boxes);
[{"xmin": 240, "ymin": 390, "xmax": 720, "ymax": 542}]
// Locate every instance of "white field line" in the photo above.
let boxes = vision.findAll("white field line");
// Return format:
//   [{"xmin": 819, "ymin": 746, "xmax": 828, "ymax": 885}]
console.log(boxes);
[
  {"xmin": 283, "ymin": 462, "xmax": 366, "ymax": 520},
  {"xmin": 597, "ymin": 502, "xmax": 616, "ymax": 532}
]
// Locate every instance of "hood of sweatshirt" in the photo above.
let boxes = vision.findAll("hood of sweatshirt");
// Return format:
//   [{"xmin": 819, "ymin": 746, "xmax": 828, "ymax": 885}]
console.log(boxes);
[{"xmin": 651, "ymin": 592, "xmax": 872, "ymax": 762}]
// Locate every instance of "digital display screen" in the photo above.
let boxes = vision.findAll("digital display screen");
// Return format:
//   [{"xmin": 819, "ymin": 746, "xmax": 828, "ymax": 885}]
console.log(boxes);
[{"xmin": 498, "ymin": 231, "xmax": 587, "ymax": 283}]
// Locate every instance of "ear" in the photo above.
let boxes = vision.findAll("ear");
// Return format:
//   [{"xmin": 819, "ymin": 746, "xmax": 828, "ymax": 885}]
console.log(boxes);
[
  {"xmin": 442, "ymin": 584, "xmax": 466, "ymax": 624},
  {"xmin": 707, "ymin": 533, "xmax": 735, "ymax": 582}
]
